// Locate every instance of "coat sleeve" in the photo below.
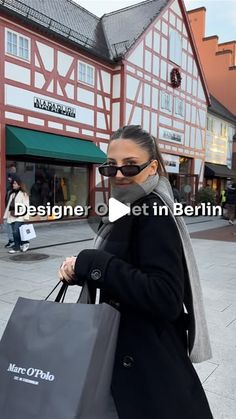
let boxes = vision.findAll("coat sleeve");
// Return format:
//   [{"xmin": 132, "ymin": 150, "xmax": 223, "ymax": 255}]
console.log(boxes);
[{"xmin": 74, "ymin": 211, "xmax": 185, "ymax": 321}]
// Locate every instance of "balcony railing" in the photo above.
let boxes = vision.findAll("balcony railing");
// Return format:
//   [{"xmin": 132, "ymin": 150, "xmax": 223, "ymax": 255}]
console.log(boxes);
[{"xmin": 0, "ymin": 0, "xmax": 109, "ymax": 57}]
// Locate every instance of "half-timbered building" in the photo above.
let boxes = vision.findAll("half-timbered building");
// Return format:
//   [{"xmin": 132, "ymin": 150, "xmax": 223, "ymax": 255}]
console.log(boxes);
[{"xmin": 0, "ymin": 0, "xmax": 210, "ymax": 220}]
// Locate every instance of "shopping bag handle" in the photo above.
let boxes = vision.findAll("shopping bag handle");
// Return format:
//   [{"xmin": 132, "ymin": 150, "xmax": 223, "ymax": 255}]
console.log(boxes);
[
  {"xmin": 77, "ymin": 283, "xmax": 91, "ymax": 304},
  {"xmin": 45, "ymin": 281, "xmax": 68, "ymax": 302},
  {"xmin": 45, "ymin": 281, "xmax": 92, "ymax": 304}
]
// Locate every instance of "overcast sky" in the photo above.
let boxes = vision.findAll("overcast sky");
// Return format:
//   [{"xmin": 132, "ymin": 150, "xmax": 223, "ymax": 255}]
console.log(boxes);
[{"xmin": 75, "ymin": 0, "xmax": 236, "ymax": 44}]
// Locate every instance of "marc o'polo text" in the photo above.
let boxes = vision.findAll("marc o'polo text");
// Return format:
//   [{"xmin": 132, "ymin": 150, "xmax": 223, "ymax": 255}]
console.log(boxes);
[{"xmin": 7, "ymin": 363, "xmax": 55, "ymax": 381}]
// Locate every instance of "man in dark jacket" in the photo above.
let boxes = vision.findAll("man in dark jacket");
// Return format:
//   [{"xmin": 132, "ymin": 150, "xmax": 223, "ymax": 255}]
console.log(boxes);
[{"xmin": 226, "ymin": 182, "xmax": 236, "ymax": 225}]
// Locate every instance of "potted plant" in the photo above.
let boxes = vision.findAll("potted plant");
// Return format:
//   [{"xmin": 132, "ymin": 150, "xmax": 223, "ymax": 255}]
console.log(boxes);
[{"xmin": 195, "ymin": 187, "xmax": 216, "ymax": 214}]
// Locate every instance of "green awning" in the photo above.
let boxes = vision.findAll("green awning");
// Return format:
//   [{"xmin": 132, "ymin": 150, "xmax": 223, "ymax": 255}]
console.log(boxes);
[{"xmin": 6, "ymin": 126, "xmax": 107, "ymax": 164}]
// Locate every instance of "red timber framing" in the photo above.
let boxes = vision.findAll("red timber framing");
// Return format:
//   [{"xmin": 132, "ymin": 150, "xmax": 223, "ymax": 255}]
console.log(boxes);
[
  {"xmin": 0, "ymin": 0, "xmax": 211, "ymax": 218},
  {"xmin": 0, "ymin": 12, "xmax": 120, "ymax": 218},
  {"xmin": 0, "ymin": 20, "xmax": 6, "ymax": 219},
  {"xmin": 121, "ymin": 0, "xmax": 210, "ymax": 193}
]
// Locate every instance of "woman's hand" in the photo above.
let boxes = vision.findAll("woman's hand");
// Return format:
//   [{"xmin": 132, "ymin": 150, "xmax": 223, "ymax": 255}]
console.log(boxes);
[{"xmin": 58, "ymin": 256, "xmax": 77, "ymax": 284}]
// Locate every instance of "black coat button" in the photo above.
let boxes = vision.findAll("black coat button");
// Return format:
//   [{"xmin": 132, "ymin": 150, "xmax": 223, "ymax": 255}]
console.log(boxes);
[
  {"xmin": 122, "ymin": 355, "xmax": 134, "ymax": 368},
  {"xmin": 90, "ymin": 269, "xmax": 102, "ymax": 280}
]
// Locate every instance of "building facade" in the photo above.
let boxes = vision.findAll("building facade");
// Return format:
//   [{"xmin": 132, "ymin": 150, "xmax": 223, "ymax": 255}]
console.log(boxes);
[
  {"xmin": 187, "ymin": 7, "xmax": 236, "ymax": 174},
  {"xmin": 1, "ymin": 0, "xmax": 210, "ymax": 221},
  {"xmin": 205, "ymin": 95, "xmax": 236, "ymax": 200},
  {"xmin": 120, "ymin": 0, "xmax": 210, "ymax": 205}
]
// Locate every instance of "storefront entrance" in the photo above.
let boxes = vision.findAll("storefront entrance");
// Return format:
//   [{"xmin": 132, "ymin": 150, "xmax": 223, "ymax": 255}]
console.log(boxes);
[
  {"xmin": 166, "ymin": 156, "xmax": 198, "ymax": 205},
  {"xmin": 6, "ymin": 160, "xmax": 89, "ymax": 220},
  {"xmin": 5, "ymin": 125, "xmax": 107, "ymax": 221}
]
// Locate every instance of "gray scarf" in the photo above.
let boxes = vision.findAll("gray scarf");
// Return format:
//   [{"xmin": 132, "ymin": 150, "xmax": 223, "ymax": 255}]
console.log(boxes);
[{"xmin": 94, "ymin": 174, "xmax": 212, "ymax": 363}]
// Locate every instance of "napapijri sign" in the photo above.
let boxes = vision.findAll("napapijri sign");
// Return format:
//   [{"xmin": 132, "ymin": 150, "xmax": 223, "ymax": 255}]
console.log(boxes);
[
  {"xmin": 34, "ymin": 97, "xmax": 76, "ymax": 118},
  {"xmin": 7, "ymin": 363, "xmax": 55, "ymax": 382}
]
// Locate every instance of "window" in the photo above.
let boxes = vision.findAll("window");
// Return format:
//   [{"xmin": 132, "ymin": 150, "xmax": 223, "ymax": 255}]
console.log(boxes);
[
  {"xmin": 161, "ymin": 91, "xmax": 172, "ymax": 112},
  {"xmin": 175, "ymin": 97, "xmax": 184, "ymax": 117},
  {"xmin": 220, "ymin": 123, "xmax": 227, "ymax": 137},
  {"xmin": 207, "ymin": 117, "xmax": 214, "ymax": 132},
  {"xmin": 7, "ymin": 160, "xmax": 89, "ymax": 220},
  {"xmin": 6, "ymin": 30, "xmax": 30, "ymax": 60},
  {"xmin": 78, "ymin": 62, "xmax": 94, "ymax": 85},
  {"xmin": 169, "ymin": 30, "xmax": 182, "ymax": 66}
]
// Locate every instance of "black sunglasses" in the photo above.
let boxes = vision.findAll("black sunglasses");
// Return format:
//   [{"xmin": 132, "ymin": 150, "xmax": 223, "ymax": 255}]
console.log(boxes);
[{"xmin": 98, "ymin": 160, "xmax": 152, "ymax": 177}]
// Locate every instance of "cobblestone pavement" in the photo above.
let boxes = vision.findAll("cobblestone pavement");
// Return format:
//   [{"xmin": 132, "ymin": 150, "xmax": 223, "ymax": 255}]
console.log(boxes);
[{"xmin": 0, "ymin": 216, "xmax": 235, "ymax": 418}]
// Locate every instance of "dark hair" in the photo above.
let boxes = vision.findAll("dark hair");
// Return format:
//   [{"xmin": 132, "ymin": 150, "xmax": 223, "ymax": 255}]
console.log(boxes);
[
  {"xmin": 12, "ymin": 176, "xmax": 28, "ymax": 194},
  {"xmin": 110, "ymin": 125, "xmax": 167, "ymax": 177}
]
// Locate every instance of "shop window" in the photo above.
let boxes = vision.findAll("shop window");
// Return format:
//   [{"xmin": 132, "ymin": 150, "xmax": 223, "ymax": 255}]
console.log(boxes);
[
  {"xmin": 78, "ymin": 62, "xmax": 94, "ymax": 85},
  {"xmin": 179, "ymin": 156, "xmax": 192, "ymax": 174},
  {"xmin": 169, "ymin": 30, "xmax": 182, "ymax": 66},
  {"xmin": 174, "ymin": 97, "xmax": 184, "ymax": 117},
  {"xmin": 161, "ymin": 91, "xmax": 172, "ymax": 112},
  {"xmin": 207, "ymin": 117, "xmax": 214, "ymax": 133},
  {"xmin": 6, "ymin": 29, "xmax": 30, "ymax": 61},
  {"xmin": 6, "ymin": 161, "xmax": 89, "ymax": 220}
]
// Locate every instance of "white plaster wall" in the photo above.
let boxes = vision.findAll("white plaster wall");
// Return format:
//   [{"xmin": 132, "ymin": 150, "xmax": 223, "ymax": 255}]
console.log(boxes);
[
  {"xmin": 28, "ymin": 117, "xmax": 44, "ymax": 126},
  {"xmin": 48, "ymin": 121, "xmax": 63, "ymax": 129},
  {"xmin": 170, "ymin": 0, "xmax": 182, "ymax": 17},
  {"xmin": 145, "ymin": 31, "xmax": 152, "ymax": 48},
  {"xmin": 35, "ymin": 72, "xmax": 45, "ymax": 89},
  {"xmin": 36, "ymin": 42, "xmax": 54, "ymax": 71},
  {"xmin": 130, "ymin": 107, "xmax": 142, "ymax": 125},
  {"xmin": 153, "ymin": 55, "xmax": 160, "ymax": 77},
  {"xmin": 5, "ymin": 111, "xmax": 24, "ymax": 121},
  {"xmin": 126, "ymin": 103, "xmax": 132, "ymax": 124},
  {"xmin": 101, "ymin": 71, "xmax": 111, "ymax": 94},
  {"xmin": 97, "ymin": 112, "xmax": 106, "ymax": 130},
  {"xmin": 78, "ymin": 87, "xmax": 94, "ymax": 106},
  {"xmin": 128, "ymin": 41, "xmax": 144, "ymax": 68},
  {"xmin": 126, "ymin": 75, "xmax": 139, "ymax": 101},
  {"xmin": 185, "ymin": 125, "xmax": 190, "ymax": 147},
  {"xmin": 99, "ymin": 142, "xmax": 108, "ymax": 154},
  {"xmin": 65, "ymin": 84, "xmax": 74, "ymax": 99},
  {"xmin": 112, "ymin": 103, "xmax": 120, "ymax": 131},
  {"xmin": 5, "ymin": 62, "xmax": 30, "ymax": 85},
  {"xmin": 144, "ymin": 84, "xmax": 151, "ymax": 107},
  {"xmin": 145, "ymin": 50, "xmax": 152, "ymax": 72},
  {"xmin": 143, "ymin": 109, "xmax": 150, "ymax": 131},
  {"xmin": 112, "ymin": 74, "xmax": 121, "ymax": 99},
  {"xmin": 152, "ymin": 88, "xmax": 159, "ymax": 110},
  {"xmin": 77, "ymin": 107, "xmax": 94, "ymax": 126},
  {"xmin": 57, "ymin": 51, "xmax": 73, "ymax": 77},
  {"xmin": 151, "ymin": 113, "xmax": 158, "ymax": 137}
]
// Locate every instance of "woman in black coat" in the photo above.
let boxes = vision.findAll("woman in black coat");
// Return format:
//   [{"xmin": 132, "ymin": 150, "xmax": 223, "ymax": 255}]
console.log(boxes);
[{"xmin": 59, "ymin": 125, "xmax": 213, "ymax": 419}]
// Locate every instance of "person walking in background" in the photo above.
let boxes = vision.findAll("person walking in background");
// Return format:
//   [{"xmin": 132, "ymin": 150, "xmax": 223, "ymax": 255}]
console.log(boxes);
[
  {"xmin": 171, "ymin": 182, "xmax": 180, "ymax": 203},
  {"xmin": 226, "ymin": 182, "xmax": 236, "ymax": 225},
  {"xmin": 219, "ymin": 187, "xmax": 227, "ymax": 219},
  {"xmin": 58, "ymin": 125, "xmax": 213, "ymax": 419},
  {"xmin": 3, "ymin": 176, "xmax": 30, "ymax": 253},
  {"xmin": 4, "ymin": 173, "xmax": 16, "ymax": 248}
]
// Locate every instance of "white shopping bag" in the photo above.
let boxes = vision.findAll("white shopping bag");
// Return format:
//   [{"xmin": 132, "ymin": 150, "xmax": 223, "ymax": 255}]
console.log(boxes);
[{"xmin": 19, "ymin": 224, "xmax": 36, "ymax": 241}]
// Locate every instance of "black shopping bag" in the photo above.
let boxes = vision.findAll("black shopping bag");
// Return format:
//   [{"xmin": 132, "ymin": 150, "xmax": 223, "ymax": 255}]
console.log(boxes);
[{"xmin": 0, "ymin": 282, "xmax": 120, "ymax": 419}]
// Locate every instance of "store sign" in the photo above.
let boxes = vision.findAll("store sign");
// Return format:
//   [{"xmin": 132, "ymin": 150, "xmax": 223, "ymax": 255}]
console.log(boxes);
[
  {"xmin": 162, "ymin": 153, "xmax": 180, "ymax": 173},
  {"xmin": 34, "ymin": 97, "xmax": 76, "ymax": 118},
  {"xmin": 5, "ymin": 85, "xmax": 92, "ymax": 124},
  {"xmin": 159, "ymin": 128, "xmax": 183, "ymax": 144}
]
